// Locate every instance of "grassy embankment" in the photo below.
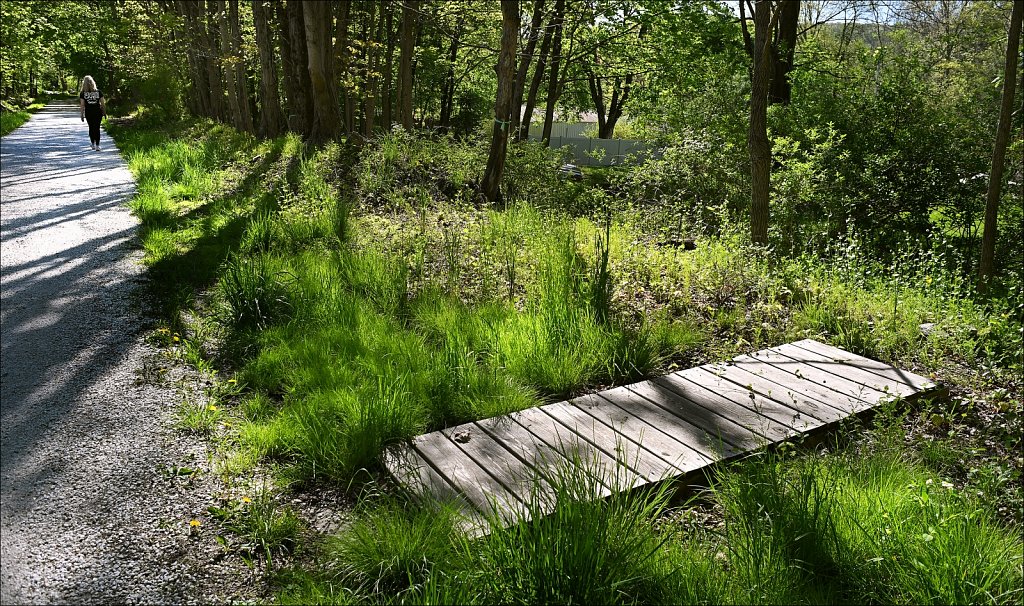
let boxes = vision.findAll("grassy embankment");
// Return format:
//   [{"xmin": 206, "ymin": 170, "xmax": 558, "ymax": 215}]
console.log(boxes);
[
  {"xmin": 0, "ymin": 96, "xmax": 52, "ymax": 136},
  {"xmin": 107, "ymin": 112, "xmax": 1022, "ymax": 604}
]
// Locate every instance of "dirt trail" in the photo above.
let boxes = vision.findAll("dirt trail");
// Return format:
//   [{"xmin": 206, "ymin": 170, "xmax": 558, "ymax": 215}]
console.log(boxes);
[{"xmin": 0, "ymin": 102, "xmax": 246, "ymax": 604}]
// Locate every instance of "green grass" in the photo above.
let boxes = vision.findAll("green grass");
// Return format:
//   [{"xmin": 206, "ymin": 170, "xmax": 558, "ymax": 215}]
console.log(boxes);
[
  {"xmin": 1, "ymin": 97, "xmax": 48, "ymax": 136},
  {"xmin": 0, "ymin": 110, "xmax": 31, "ymax": 136},
  {"xmin": 275, "ymin": 442, "xmax": 1023, "ymax": 605},
  {"xmin": 208, "ymin": 490, "xmax": 301, "ymax": 566},
  {"xmin": 108, "ymin": 114, "xmax": 1022, "ymax": 605}
]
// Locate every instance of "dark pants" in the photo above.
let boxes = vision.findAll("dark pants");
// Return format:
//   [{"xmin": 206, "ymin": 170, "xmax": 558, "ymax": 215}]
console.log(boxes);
[{"xmin": 85, "ymin": 113, "xmax": 102, "ymax": 145}]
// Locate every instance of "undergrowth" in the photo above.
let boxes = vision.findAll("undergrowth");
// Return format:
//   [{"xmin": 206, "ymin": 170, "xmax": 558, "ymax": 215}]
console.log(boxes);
[{"xmin": 108, "ymin": 115, "xmax": 1022, "ymax": 605}]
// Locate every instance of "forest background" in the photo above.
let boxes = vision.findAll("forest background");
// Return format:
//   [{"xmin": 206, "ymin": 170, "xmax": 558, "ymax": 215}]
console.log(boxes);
[{"xmin": 1, "ymin": 1, "xmax": 1022, "ymax": 604}]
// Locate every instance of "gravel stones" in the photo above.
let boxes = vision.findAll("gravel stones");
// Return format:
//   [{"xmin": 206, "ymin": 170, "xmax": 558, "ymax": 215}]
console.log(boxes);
[{"xmin": 1, "ymin": 104, "xmax": 256, "ymax": 604}]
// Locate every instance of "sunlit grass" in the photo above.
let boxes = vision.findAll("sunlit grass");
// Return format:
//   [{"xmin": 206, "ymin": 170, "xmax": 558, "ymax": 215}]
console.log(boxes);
[
  {"xmin": 0, "ymin": 110, "xmax": 31, "ymax": 136},
  {"xmin": 108, "ymin": 116, "xmax": 1022, "ymax": 605},
  {"xmin": 275, "ymin": 444, "xmax": 1022, "ymax": 605}
]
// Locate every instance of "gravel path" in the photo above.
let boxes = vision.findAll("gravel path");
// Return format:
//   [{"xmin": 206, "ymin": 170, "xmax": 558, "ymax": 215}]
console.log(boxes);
[{"xmin": 1, "ymin": 103, "xmax": 251, "ymax": 604}]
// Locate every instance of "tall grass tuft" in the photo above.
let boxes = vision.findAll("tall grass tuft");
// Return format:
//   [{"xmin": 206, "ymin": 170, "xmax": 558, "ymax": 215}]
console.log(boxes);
[
  {"xmin": 477, "ymin": 461, "xmax": 678, "ymax": 605},
  {"xmin": 220, "ymin": 254, "xmax": 293, "ymax": 330},
  {"xmin": 714, "ymin": 450, "xmax": 1024, "ymax": 605}
]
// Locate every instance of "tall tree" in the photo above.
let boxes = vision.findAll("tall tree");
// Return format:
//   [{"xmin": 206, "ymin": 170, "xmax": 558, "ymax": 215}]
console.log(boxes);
[
  {"xmin": 363, "ymin": 1, "xmax": 382, "ymax": 137},
  {"xmin": 978, "ymin": 0, "xmax": 1022, "ymax": 290},
  {"xmin": 439, "ymin": 23, "xmax": 461, "ymax": 131},
  {"xmin": 303, "ymin": 0, "xmax": 340, "ymax": 142},
  {"xmin": 741, "ymin": 0, "xmax": 799, "ymax": 106},
  {"xmin": 542, "ymin": 0, "xmax": 566, "ymax": 144},
  {"xmin": 335, "ymin": 0, "xmax": 353, "ymax": 134},
  {"xmin": 217, "ymin": 1, "xmax": 243, "ymax": 129},
  {"xmin": 253, "ymin": 0, "xmax": 284, "ymax": 137},
  {"xmin": 768, "ymin": 0, "xmax": 798, "ymax": 105},
  {"xmin": 205, "ymin": 0, "xmax": 226, "ymax": 121},
  {"xmin": 518, "ymin": 5, "xmax": 554, "ymax": 141},
  {"xmin": 482, "ymin": 0, "xmax": 521, "ymax": 203},
  {"xmin": 747, "ymin": 0, "xmax": 777, "ymax": 245},
  {"xmin": 398, "ymin": 0, "xmax": 417, "ymax": 130},
  {"xmin": 285, "ymin": 0, "xmax": 313, "ymax": 135},
  {"xmin": 510, "ymin": 0, "xmax": 547, "ymax": 137},
  {"xmin": 228, "ymin": 0, "xmax": 254, "ymax": 132},
  {"xmin": 382, "ymin": 1, "xmax": 396, "ymax": 128}
]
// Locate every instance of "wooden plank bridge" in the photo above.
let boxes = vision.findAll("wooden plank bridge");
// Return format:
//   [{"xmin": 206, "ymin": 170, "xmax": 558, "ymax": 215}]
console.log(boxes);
[{"xmin": 384, "ymin": 339, "xmax": 945, "ymax": 532}]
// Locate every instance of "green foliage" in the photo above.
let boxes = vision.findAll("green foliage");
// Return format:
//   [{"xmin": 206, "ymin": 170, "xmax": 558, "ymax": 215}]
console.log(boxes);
[
  {"xmin": 617, "ymin": 129, "xmax": 746, "ymax": 237},
  {"xmin": 713, "ymin": 449, "xmax": 1024, "ymax": 605},
  {"xmin": 219, "ymin": 254, "xmax": 293, "ymax": 330},
  {"xmin": 0, "ymin": 109, "xmax": 31, "ymax": 136},
  {"xmin": 209, "ymin": 491, "xmax": 300, "ymax": 566},
  {"xmin": 329, "ymin": 501, "xmax": 470, "ymax": 596}
]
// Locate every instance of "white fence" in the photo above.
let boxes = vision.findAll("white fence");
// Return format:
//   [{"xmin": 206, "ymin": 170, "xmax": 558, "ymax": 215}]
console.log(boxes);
[
  {"xmin": 526, "ymin": 122, "xmax": 594, "ymax": 138},
  {"xmin": 528, "ymin": 135, "xmax": 658, "ymax": 166}
]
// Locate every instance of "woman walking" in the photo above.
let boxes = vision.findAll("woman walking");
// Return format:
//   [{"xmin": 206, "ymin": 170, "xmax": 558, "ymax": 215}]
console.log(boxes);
[{"xmin": 79, "ymin": 76, "xmax": 105, "ymax": 151}]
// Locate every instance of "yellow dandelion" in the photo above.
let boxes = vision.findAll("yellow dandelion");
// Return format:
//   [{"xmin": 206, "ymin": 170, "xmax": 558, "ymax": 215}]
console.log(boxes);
[
  {"xmin": 189, "ymin": 519, "xmax": 202, "ymax": 528},
  {"xmin": 208, "ymin": 405, "xmax": 218, "ymax": 411},
  {"xmin": 241, "ymin": 496, "xmax": 252, "ymax": 504}
]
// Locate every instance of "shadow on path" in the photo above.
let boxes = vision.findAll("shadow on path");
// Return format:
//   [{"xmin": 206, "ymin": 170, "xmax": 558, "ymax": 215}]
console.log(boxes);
[{"xmin": 1, "ymin": 102, "xmax": 210, "ymax": 604}]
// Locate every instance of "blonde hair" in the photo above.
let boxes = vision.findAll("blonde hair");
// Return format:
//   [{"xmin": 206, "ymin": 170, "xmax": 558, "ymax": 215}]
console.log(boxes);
[{"xmin": 81, "ymin": 76, "xmax": 97, "ymax": 93}]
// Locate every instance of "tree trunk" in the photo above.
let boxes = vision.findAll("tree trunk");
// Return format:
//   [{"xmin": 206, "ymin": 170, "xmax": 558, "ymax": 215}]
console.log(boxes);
[
  {"xmin": 979, "ymin": 0, "xmax": 1022, "ymax": 291},
  {"xmin": 364, "ymin": 1, "xmax": 381, "ymax": 137},
  {"xmin": 303, "ymin": 0, "xmax": 340, "ymax": 142},
  {"xmin": 439, "ymin": 25, "xmax": 461, "ymax": 131},
  {"xmin": 482, "ymin": 1, "xmax": 521, "ymax": 204},
  {"xmin": 276, "ymin": 0, "xmax": 297, "ymax": 127},
  {"xmin": 179, "ymin": 1, "xmax": 211, "ymax": 118},
  {"xmin": 542, "ymin": 0, "xmax": 565, "ymax": 144},
  {"xmin": 518, "ymin": 7, "xmax": 554, "ymax": 141},
  {"xmin": 335, "ymin": 0, "xmax": 353, "ymax": 134},
  {"xmin": 253, "ymin": 0, "xmax": 285, "ymax": 137},
  {"xmin": 382, "ymin": 1, "xmax": 396, "ymax": 129},
  {"xmin": 286, "ymin": 0, "xmax": 314, "ymax": 135},
  {"xmin": 749, "ymin": 0, "xmax": 774, "ymax": 246},
  {"xmin": 229, "ymin": 0, "xmax": 254, "ymax": 132},
  {"xmin": 768, "ymin": 0, "xmax": 799, "ymax": 105},
  {"xmin": 218, "ymin": 1, "xmax": 244, "ymax": 129},
  {"xmin": 205, "ymin": 0, "xmax": 226, "ymax": 121},
  {"xmin": 510, "ymin": 0, "xmax": 546, "ymax": 136},
  {"xmin": 398, "ymin": 0, "xmax": 417, "ymax": 131}
]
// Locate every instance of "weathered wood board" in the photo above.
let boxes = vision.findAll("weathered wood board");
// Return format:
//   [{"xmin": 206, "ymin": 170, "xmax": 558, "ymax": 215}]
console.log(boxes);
[{"xmin": 385, "ymin": 340, "xmax": 944, "ymax": 533}]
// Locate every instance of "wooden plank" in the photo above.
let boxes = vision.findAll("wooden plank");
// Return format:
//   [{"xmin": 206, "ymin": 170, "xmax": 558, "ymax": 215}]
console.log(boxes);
[
  {"xmin": 724, "ymin": 354, "xmax": 866, "ymax": 415},
  {"xmin": 476, "ymin": 410, "xmax": 612, "ymax": 500},
  {"xmin": 622, "ymin": 380, "xmax": 765, "ymax": 452},
  {"xmin": 572, "ymin": 390, "xmax": 714, "ymax": 472},
  {"xmin": 704, "ymin": 362, "xmax": 852, "ymax": 422},
  {"xmin": 771, "ymin": 342, "xmax": 917, "ymax": 398},
  {"xmin": 790, "ymin": 339, "xmax": 937, "ymax": 391},
  {"xmin": 741, "ymin": 346, "xmax": 892, "ymax": 408},
  {"xmin": 475, "ymin": 408, "xmax": 586, "ymax": 478},
  {"xmin": 412, "ymin": 431, "xmax": 526, "ymax": 523},
  {"xmin": 776, "ymin": 341, "xmax": 926, "ymax": 398},
  {"xmin": 385, "ymin": 340, "xmax": 941, "ymax": 536},
  {"xmin": 382, "ymin": 445, "xmax": 487, "ymax": 534},
  {"xmin": 593, "ymin": 386, "xmax": 743, "ymax": 460},
  {"xmin": 651, "ymin": 372, "xmax": 797, "ymax": 444},
  {"xmin": 510, "ymin": 403, "xmax": 644, "ymax": 492},
  {"xmin": 440, "ymin": 423, "xmax": 559, "ymax": 515},
  {"xmin": 675, "ymin": 367, "xmax": 821, "ymax": 433},
  {"xmin": 540, "ymin": 402, "xmax": 672, "ymax": 483}
]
